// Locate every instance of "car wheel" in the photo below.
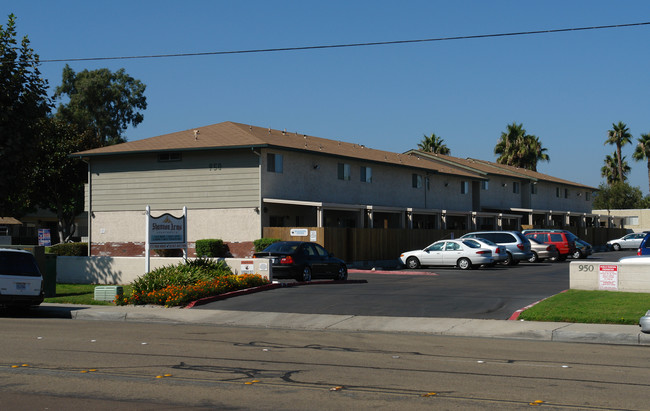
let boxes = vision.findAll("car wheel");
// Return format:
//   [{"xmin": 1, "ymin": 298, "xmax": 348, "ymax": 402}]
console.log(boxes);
[
  {"xmin": 406, "ymin": 257, "xmax": 420, "ymax": 269},
  {"xmin": 528, "ymin": 252, "xmax": 539, "ymax": 263},
  {"xmin": 500, "ymin": 252, "xmax": 514, "ymax": 266},
  {"xmin": 572, "ymin": 250, "xmax": 582, "ymax": 259},
  {"xmin": 612, "ymin": 243, "xmax": 621, "ymax": 251},
  {"xmin": 335, "ymin": 265, "xmax": 348, "ymax": 281},
  {"xmin": 457, "ymin": 257, "xmax": 472, "ymax": 270},
  {"xmin": 299, "ymin": 266, "xmax": 312, "ymax": 282}
]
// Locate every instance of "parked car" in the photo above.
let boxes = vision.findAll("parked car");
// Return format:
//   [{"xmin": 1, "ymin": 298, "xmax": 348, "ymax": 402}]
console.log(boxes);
[
  {"xmin": 399, "ymin": 239, "xmax": 493, "ymax": 270},
  {"xmin": 523, "ymin": 231, "xmax": 576, "ymax": 261},
  {"xmin": 573, "ymin": 238, "xmax": 593, "ymax": 259},
  {"xmin": 460, "ymin": 237, "xmax": 508, "ymax": 265},
  {"xmin": 0, "ymin": 248, "xmax": 44, "ymax": 308},
  {"xmin": 637, "ymin": 232, "xmax": 650, "ymax": 256},
  {"xmin": 618, "ymin": 255, "xmax": 650, "ymax": 264},
  {"xmin": 607, "ymin": 232, "xmax": 648, "ymax": 251},
  {"xmin": 460, "ymin": 231, "xmax": 532, "ymax": 265},
  {"xmin": 527, "ymin": 238, "xmax": 560, "ymax": 263},
  {"xmin": 253, "ymin": 241, "xmax": 347, "ymax": 282}
]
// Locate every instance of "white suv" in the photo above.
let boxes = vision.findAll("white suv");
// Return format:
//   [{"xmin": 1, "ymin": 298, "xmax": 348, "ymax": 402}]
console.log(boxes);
[{"xmin": 0, "ymin": 249, "xmax": 44, "ymax": 308}]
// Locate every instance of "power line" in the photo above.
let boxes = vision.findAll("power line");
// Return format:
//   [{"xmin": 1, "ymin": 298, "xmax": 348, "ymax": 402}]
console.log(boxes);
[{"xmin": 39, "ymin": 21, "xmax": 650, "ymax": 63}]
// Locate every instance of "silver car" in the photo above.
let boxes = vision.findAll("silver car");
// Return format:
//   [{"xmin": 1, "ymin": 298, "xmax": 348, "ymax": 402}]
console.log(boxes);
[
  {"xmin": 527, "ymin": 238, "xmax": 560, "ymax": 263},
  {"xmin": 607, "ymin": 232, "xmax": 648, "ymax": 251},
  {"xmin": 461, "ymin": 231, "xmax": 533, "ymax": 266},
  {"xmin": 399, "ymin": 239, "xmax": 493, "ymax": 270}
]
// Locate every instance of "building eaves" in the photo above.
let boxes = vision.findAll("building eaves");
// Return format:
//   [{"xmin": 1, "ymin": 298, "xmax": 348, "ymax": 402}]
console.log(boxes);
[{"xmin": 72, "ymin": 121, "xmax": 481, "ymax": 179}]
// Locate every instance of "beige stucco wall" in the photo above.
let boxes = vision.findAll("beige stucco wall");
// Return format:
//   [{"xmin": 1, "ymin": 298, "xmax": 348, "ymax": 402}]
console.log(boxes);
[
  {"xmin": 570, "ymin": 260, "xmax": 650, "ymax": 292},
  {"xmin": 56, "ymin": 256, "xmax": 272, "ymax": 284},
  {"xmin": 92, "ymin": 208, "xmax": 261, "ymax": 243},
  {"xmin": 592, "ymin": 209, "xmax": 650, "ymax": 231},
  {"xmin": 261, "ymin": 148, "xmax": 473, "ymax": 210}
]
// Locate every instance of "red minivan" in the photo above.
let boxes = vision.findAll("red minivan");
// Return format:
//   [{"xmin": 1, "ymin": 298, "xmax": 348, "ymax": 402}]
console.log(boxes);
[{"xmin": 524, "ymin": 232, "xmax": 576, "ymax": 261}]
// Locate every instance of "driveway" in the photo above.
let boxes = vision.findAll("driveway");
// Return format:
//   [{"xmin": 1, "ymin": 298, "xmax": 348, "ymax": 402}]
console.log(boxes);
[{"xmin": 194, "ymin": 250, "xmax": 638, "ymax": 319}]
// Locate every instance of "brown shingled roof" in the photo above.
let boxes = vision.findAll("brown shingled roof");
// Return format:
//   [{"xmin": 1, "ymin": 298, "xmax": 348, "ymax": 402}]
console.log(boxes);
[
  {"xmin": 408, "ymin": 150, "xmax": 595, "ymax": 190},
  {"xmin": 73, "ymin": 121, "xmax": 481, "ymax": 179}
]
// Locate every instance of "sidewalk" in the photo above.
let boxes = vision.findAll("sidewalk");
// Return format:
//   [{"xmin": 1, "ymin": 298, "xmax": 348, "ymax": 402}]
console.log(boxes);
[{"xmin": 39, "ymin": 303, "xmax": 650, "ymax": 347}]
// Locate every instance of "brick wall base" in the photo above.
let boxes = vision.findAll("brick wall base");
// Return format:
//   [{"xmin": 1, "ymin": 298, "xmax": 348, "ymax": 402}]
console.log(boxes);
[{"xmin": 91, "ymin": 241, "xmax": 255, "ymax": 258}]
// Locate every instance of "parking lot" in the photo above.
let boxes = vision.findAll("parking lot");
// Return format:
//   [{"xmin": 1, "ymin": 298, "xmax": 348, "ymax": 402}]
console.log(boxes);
[{"xmin": 195, "ymin": 250, "xmax": 637, "ymax": 320}]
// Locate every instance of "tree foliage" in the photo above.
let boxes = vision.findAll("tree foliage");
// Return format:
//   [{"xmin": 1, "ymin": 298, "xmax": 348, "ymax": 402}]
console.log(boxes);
[
  {"xmin": 0, "ymin": 14, "xmax": 51, "ymax": 216},
  {"xmin": 54, "ymin": 64, "xmax": 147, "ymax": 145},
  {"xmin": 418, "ymin": 132, "xmax": 450, "ymax": 155},
  {"xmin": 31, "ymin": 119, "xmax": 98, "ymax": 242},
  {"xmin": 632, "ymin": 132, "xmax": 650, "ymax": 194},
  {"xmin": 494, "ymin": 122, "xmax": 549, "ymax": 171},
  {"xmin": 592, "ymin": 182, "xmax": 649, "ymax": 210},
  {"xmin": 604, "ymin": 121, "xmax": 632, "ymax": 184}
]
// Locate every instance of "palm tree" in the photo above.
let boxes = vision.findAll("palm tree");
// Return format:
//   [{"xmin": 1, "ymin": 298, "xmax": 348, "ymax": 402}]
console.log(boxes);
[
  {"xmin": 605, "ymin": 121, "xmax": 632, "ymax": 183},
  {"xmin": 601, "ymin": 152, "xmax": 630, "ymax": 184},
  {"xmin": 418, "ymin": 133, "xmax": 450, "ymax": 155},
  {"xmin": 632, "ymin": 132, "xmax": 650, "ymax": 193},
  {"xmin": 494, "ymin": 122, "xmax": 550, "ymax": 171}
]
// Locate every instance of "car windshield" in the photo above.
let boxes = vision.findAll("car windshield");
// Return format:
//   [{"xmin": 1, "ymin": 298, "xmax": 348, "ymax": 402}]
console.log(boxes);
[
  {"xmin": 0, "ymin": 251, "xmax": 41, "ymax": 277},
  {"xmin": 262, "ymin": 242, "xmax": 300, "ymax": 254}
]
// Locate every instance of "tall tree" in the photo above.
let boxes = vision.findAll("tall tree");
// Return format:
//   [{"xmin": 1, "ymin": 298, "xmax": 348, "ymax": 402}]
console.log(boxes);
[
  {"xmin": 605, "ymin": 121, "xmax": 632, "ymax": 183},
  {"xmin": 54, "ymin": 64, "xmax": 147, "ymax": 145},
  {"xmin": 601, "ymin": 152, "xmax": 630, "ymax": 184},
  {"xmin": 592, "ymin": 182, "xmax": 645, "ymax": 210},
  {"xmin": 632, "ymin": 132, "xmax": 650, "ymax": 193},
  {"xmin": 31, "ymin": 119, "xmax": 98, "ymax": 242},
  {"xmin": 418, "ymin": 133, "xmax": 450, "ymax": 155},
  {"xmin": 494, "ymin": 122, "xmax": 550, "ymax": 171},
  {"xmin": 0, "ymin": 14, "xmax": 51, "ymax": 216}
]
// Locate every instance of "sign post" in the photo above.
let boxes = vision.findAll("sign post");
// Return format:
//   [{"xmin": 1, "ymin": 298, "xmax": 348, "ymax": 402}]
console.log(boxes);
[{"xmin": 145, "ymin": 205, "xmax": 188, "ymax": 273}]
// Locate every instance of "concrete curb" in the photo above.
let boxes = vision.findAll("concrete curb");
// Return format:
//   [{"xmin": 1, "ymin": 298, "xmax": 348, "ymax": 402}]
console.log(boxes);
[{"xmin": 40, "ymin": 303, "xmax": 649, "ymax": 347}]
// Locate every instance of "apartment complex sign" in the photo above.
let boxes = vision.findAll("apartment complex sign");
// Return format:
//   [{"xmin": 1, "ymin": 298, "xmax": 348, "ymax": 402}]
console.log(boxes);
[
  {"xmin": 145, "ymin": 206, "xmax": 187, "ymax": 272},
  {"xmin": 149, "ymin": 213, "xmax": 186, "ymax": 248}
]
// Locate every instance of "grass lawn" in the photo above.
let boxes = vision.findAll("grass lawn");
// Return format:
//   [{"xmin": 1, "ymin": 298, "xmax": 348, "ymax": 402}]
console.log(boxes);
[
  {"xmin": 519, "ymin": 289, "xmax": 650, "ymax": 325},
  {"xmin": 44, "ymin": 284, "xmax": 132, "ymax": 305}
]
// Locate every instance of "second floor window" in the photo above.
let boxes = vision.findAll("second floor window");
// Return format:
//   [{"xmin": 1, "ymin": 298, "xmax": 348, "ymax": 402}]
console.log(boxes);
[
  {"xmin": 461, "ymin": 181, "xmax": 469, "ymax": 194},
  {"xmin": 513, "ymin": 182, "xmax": 520, "ymax": 194},
  {"xmin": 412, "ymin": 174, "xmax": 422, "ymax": 188},
  {"xmin": 338, "ymin": 163, "xmax": 351, "ymax": 180},
  {"xmin": 360, "ymin": 166, "xmax": 372, "ymax": 183},
  {"xmin": 267, "ymin": 153, "xmax": 283, "ymax": 173}
]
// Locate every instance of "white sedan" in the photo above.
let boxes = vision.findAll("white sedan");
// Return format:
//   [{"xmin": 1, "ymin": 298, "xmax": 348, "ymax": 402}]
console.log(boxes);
[
  {"xmin": 399, "ymin": 239, "xmax": 494, "ymax": 270},
  {"xmin": 460, "ymin": 237, "xmax": 508, "ymax": 264}
]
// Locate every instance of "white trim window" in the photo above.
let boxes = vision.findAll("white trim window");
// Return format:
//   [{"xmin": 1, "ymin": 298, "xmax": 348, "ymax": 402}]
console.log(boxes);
[{"xmin": 460, "ymin": 181, "xmax": 469, "ymax": 194}]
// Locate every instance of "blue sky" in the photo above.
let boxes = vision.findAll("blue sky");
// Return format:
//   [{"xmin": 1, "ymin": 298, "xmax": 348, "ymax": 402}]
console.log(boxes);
[{"xmin": 6, "ymin": 1, "xmax": 650, "ymax": 194}]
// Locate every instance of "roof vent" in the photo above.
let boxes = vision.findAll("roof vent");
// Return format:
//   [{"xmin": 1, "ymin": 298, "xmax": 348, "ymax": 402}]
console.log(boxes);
[
  {"xmin": 282, "ymin": 128, "xmax": 286, "ymax": 135},
  {"xmin": 193, "ymin": 129, "xmax": 200, "ymax": 140},
  {"xmin": 268, "ymin": 128, "xmax": 271, "ymax": 133}
]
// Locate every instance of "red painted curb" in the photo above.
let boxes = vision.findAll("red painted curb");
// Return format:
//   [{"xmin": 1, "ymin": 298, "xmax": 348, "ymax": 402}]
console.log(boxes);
[
  {"xmin": 508, "ymin": 289, "xmax": 568, "ymax": 320},
  {"xmin": 185, "ymin": 279, "xmax": 367, "ymax": 308}
]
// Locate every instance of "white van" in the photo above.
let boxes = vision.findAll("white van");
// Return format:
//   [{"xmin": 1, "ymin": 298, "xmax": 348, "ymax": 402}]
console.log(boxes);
[{"xmin": 0, "ymin": 249, "xmax": 44, "ymax": 307}]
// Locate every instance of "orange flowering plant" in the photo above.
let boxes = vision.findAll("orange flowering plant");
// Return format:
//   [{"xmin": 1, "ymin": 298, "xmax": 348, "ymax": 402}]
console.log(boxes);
[{"xmin": 115, "ymin": 258, "xmax": 269, "ymax": 307}]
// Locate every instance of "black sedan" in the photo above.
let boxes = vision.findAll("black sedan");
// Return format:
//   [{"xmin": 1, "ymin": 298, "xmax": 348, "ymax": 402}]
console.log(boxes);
[{"xmin": 253, "ymin": 241, "xmax": 348, "ymax": 282}]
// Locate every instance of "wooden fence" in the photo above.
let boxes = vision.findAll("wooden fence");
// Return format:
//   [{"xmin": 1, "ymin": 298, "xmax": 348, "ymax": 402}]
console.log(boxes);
[{"xmin": 263, "ymin": 226, "xmax": 628, "ymax": 263}]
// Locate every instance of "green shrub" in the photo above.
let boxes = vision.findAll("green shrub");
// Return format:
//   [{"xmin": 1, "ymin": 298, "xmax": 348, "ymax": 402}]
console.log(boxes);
[
  {"xmin": 195, "ymin": 239, "xmax": 228, "ymax": 257},
  {"xmin": 254, "ymin": 238, "xmax": 281, "ymax": 252},
  {"xmin": 131, "ymin": 258, "xmax": 232, "ymax": 294},
  {"xmin": 50, "ymin": 242, "xmax": 88, "ymax": 256}
]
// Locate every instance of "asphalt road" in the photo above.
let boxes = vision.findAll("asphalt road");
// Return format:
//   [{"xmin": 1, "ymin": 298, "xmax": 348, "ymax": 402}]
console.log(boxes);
[
  {"xmin": 2, "ymin": 318, "xmax": 649, "ymax": 410},
  {"xmin": 194, "ymin": 250, "xmax": 638, "ymax": 320}
]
